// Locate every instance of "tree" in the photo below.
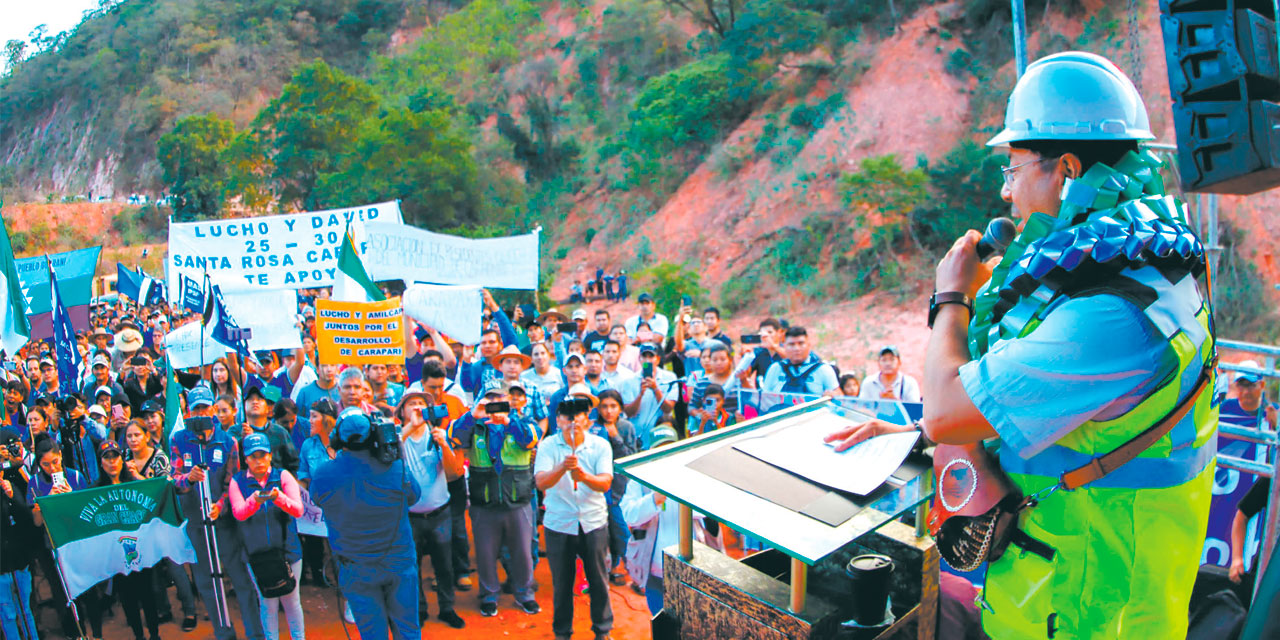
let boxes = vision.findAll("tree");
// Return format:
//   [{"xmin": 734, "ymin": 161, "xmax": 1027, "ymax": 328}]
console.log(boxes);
[
  {"xmin": 315, "ymin": 106, "xmax": 481, "ymax": 228},
  {"xmin": 253, "ymin": 60, "xmax": 379, "ymax": 209},
  {"xmin": 661, "ymin": 0, "xmax": 744, "ymax": 38},
  {"xmin": 2, "ymin": 40, "xmax": 26, "ymax": 75},
  {"xmin": 634, "ymin": 262, "xmax": 706, "ymax": 315},
  {"xmin": 156, "ymin": 113, "xmax": 234, "ymax": 221}
]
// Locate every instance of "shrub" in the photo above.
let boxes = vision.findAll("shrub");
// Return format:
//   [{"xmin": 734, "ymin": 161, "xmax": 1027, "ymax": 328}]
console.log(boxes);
[{"xmin": 634, "ymin": 262, "xmax": 706, "ymax": 314}]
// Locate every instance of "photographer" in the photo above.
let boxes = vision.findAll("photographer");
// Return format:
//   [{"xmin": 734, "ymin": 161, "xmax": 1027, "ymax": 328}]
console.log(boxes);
[
  {"xmin": 0, "ymin": 428, "xmax": 39, "ymax": 640},
  {"xmin": 535, "ymin": 396, "xmax": 615, "ymax": 640},
  {"xmin": 397, "ymin": 392, "xmax": 466, "ymax": 629},
  {"xmin": 624, "ymin": 345, "xmax": 676, "ymax": 449},
  {"xmin": 170, "ymin": 415, "xmax": 265, "ymax": 640},
  {"xmin": 229, "ymin": 433, "xmax": 306, "ymax": 640},
  {"xmin": 311, "ymin": 408, "xmax": 422, "ymax": 640},
  {"xmin": 450, "ymin": 380, "xmax": 541, "ymax": 617},
  {"xmin": 57, "ymin": 393, "xmax": 106, "ymax": 484}
]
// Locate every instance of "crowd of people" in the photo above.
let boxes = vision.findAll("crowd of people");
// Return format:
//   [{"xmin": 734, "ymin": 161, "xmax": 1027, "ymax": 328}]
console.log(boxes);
[{"xmin": 0, "ymin": 282, "xmax": 921, "ymax": 640}]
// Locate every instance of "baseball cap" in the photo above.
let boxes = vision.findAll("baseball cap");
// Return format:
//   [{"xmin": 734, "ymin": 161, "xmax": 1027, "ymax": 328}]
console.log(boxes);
[
  {"xmin": 481, "ymin": 378, "xmax": 509, "ymax": 398},
  {"xmin": 187, "ymin": 384, "xmax": 215, "ymax": 409},
  {"xmin": 336, "ymin": 408, "xmax": 372, "ymax": 441},
  {"xmin": 88, "ymin": 404, "xmax": 107, "ymax": 420},
  {"xmin": 639, "ymin": 344, "xmax": 658, "ymax": 355},
  {"xmin": 879, "ymin": 345, "xmax": 900, "ymax": 357},
  {"xmin": 564, "ymin": 353, "xmax": 585, "ymax": 367},
  {"xmin": 244, "ymin": 385, "xmax": 282, "ymax": 404},
  {"xmin": 1236, "ymin": 360, "xmax": 1265, "ymax": 384},
  {"xmin": 638, "ymin": 293, "xmax": 654, "ymax": 303},
  {"xmin": 0, "ymin": 427, "xmax": 20, "ymax": 446},
  {"xmin": 650, "ymin": 423, "xmax": 679, "ymax": 447},
  {"xmin": 39, "ymin": 357, "xmax": 55, "ymax": 369},
  {"xmin": 97, "ymin": 439, "xmax": 122, "ymax": 458},
  {"xmin": 140, "ymin": 399, "xmax": 164, "ymax": 415},
  {"xmin": 91, "ymin": 355, "xmax": 110, "ymax": 369},
  {"xmin": 242, "ymin": 433, "xmax": 272, "ymax": 456},
  {"xmin": 572, "ymin": 308, "xmax": 588, "ymax": 321},
  {"xmin": 94, "ymin": 385, "xmax": 114, "ymax": 399},
  {"xmin": 312, "ymin": 398, "xmax": 338, "ymax": 419}
]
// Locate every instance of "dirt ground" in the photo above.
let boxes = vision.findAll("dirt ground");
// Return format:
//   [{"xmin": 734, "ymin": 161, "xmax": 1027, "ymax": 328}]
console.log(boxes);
[{"xmin": 30, "ymin": 520, "xmax": 655, "ymax": 640}]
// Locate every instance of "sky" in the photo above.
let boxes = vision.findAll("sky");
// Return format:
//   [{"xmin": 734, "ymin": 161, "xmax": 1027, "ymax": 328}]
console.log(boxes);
[{"xmin": 2, "ymin": 0, "xmax": 100, "ymax": 70}]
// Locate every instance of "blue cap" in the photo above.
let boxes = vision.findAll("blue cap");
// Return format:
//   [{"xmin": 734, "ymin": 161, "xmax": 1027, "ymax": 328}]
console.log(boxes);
[
  {"xmin": 187, "ymin": 384, "xmax": 215, "ymax": 408},
  {"xmin": 336, "ymin": 408, "xmax": 372, "ymax": 441},
  {"xmin": 242, "ymin": 433, "xmax": 271, "ymax": 456},
  {"xmin": 1236, "ymin": 360, "xmax": 1264, "ymax": 384},
  {"xmin": 638, "ymin": 344, "xmax": 657, "ymax": 354}
]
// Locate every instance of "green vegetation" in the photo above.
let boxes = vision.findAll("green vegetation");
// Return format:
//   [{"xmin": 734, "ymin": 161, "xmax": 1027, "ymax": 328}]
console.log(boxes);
[
  {"xmin": 634, "ymin": 262, "xmax": 706, "ymax": 314},
  {"xmin": 1216, "ymin": 221, "xmax": 1280, "ymax": 343},
  {"xmin": 157, "ymin": 114, "xmax": 234, "ymax": 220}
]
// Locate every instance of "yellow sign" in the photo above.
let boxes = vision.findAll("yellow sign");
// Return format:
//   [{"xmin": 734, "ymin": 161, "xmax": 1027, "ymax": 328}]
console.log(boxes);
[{"xmin": 316, "ymin": 297, "xmax": 405, "ymax": 365}]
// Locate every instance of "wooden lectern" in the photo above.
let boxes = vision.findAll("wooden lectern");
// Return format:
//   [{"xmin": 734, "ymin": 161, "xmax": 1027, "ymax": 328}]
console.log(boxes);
[{"xmin": 618, "ymin": 399, "xmax": 939, "ymax": 640}]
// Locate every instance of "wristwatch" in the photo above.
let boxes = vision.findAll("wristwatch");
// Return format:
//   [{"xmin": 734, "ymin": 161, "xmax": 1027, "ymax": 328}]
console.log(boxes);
[{"xmin": 927, "ymin": 291, "xmax": 974, "ymax": 329}]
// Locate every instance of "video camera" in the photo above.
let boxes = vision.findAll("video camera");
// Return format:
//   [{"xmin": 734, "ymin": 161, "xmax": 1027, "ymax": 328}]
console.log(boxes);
[{"xmin": 369, "ymin": 412, "xmax": 403, "ymax": 465}]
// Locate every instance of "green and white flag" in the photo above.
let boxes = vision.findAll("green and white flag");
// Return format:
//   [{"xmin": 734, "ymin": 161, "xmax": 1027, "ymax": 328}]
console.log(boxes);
[
  {"xmin": 333, "ymin": 226, "xmax": 385, "ymax": 303},
  {"xmin": 0, "ymin": 213, "xmax": 31, "ymax": 355},
  {"xmin": 36, "ymin": 478, "xmax": 196, "ymax": 599}
]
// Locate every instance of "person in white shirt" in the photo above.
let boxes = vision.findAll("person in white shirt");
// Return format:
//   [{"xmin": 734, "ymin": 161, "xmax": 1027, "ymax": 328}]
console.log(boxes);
[
  {"xmin": 534, "ymin": 398, "xmax": 615, "ymax": 640},
  {"xmin": 858, "ymin": 345, "xmax": 921, "ymax": 403},
  {"xmin": 521, "ymin": 343, "xmax": 564, "ymax": 399},
  {"xmin": 623, "ymin": 293, "xmax": 669, "ymax": 345},
  {"xmin": 601, "ymin": 341, "xmax": 639, "ymax": 404},
  {"xmin": 623, "ymin": 345, "xmax": 677, "ymax": 448}
]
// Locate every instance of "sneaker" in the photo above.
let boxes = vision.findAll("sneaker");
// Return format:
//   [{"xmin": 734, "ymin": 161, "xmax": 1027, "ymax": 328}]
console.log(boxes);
[
  {"xmin": 438, "ymin": 611, "xmax": 466, "ymax": 629},
  {"xmin": 181, "ymin": 615, "xmax": 197, "ymax": 632},
  {"xmin": 593, "ymin": 634, "xmax": 612, "ymax": 640},
  {"xmin": 519, "ymin": 600, "xmax": 541, "ymax": 615},
  {"xmin": 455, "ymin": 576, "xmax": 473, "ymax": 592},
  {"xmin": 480, "ymin": 602, "xmax": 498, "ymax": 617},
  {"xmin": 343, "ymin": 602, "xmax": 355, "ymax": 624},
  {"xmin": 609, "ymin": 572, "xmax": 627, "ymax": 586}
]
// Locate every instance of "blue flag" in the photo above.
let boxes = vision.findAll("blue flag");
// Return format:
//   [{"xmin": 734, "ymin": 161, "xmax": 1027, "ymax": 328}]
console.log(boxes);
[
  {"xmin": 117, "ymin": 264, "xmax": 164, "ymax": 306},
  {"xmin": 204, "ymin": 281, "xmax": 250, "ymax": 359},
  {"xmin": 50, "ymin": 259, "xmax": 81, "ymax": 396},
  {"xmin": 179, "ymin": 275, "xmax": 204, "ymax": 314}
]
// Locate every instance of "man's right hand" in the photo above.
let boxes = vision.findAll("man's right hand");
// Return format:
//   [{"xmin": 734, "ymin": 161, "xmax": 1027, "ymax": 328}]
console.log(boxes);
[
  {"xmin": 561, "ymin": 454, "xmax": 579, "ymax": 473},
  {"xmin": 653, "ymin": 492, "xmax": 666, "ymax": 507},
  {"xmin": 1230, "ymin": 559, "xmax": 1246, "ymax": 584},
  {"xmin": 188, "ymin": 466, "xmax": 207, "ymax": 483},
  {"xmin": 0, "ymin": 478, "xmax": 12, "ymax": 498}
]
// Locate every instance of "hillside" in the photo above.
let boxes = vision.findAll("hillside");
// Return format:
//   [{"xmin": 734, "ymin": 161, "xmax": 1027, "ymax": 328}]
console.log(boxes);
[{"xmin": 3, "ymin": 0, "xmax": 1280, "ymax": 382}]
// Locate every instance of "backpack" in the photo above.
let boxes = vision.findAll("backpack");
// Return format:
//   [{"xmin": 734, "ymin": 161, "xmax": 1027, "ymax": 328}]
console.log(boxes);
[{"xmin": 779, "ymin": 362, "xmax": 825, "ymax": 395}]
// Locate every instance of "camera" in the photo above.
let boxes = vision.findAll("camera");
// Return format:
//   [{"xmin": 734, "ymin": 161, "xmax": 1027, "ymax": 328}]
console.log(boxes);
[
  {"xmin": 422, "ymin": 404, "xmax": 450, "ymax": 426},
  {"xmin": 485, "ymin": 401, "xmax": 511, "ymax": 415},
  {"xmin": 556, "ymin": 322, "xmax": 578, "ymax": 335},
  {"xmin": 557, "ymin": 397, "xmax": 592, "ymax": 416},
  {"xmin": 369, "ymin": 412, "xmax": 402, "ymax": 465},
  {"xmin": 741, "ymin": 334, "xmax": 762, "ymax": 345},
  {"xmin": 3, "ymin": 442, "xmax": 20, "ymax": 459}
]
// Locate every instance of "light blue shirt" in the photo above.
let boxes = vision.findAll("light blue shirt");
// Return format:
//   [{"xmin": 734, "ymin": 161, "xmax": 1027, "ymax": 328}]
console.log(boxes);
[
  {"xmin": 534, "ymin": 431, "xmax": 613, "ymax": 535},
  {"xmin": 401, "ymin": 430, "xmax": 450, "ymax": 513},
  {"xmin": 959, "ymin": 294, "xmax": 1177, "ymax": 461},
  {"xmin": 761, "ymin": 354, "xmax": 838, "ymax": 396}
]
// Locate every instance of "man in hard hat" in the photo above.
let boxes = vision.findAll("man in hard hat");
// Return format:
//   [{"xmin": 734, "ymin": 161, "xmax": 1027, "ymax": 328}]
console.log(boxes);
[{"xmin": 827, "ymin": 52, "xmax": 1217, "ymax": 638}]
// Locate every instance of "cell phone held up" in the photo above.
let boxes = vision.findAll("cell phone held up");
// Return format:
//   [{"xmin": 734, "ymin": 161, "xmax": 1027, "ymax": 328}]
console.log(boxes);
[
  {"xmin": 741, "ymin": 334, "xmax": 762, "ymax": 345},
  {"xmin": 422, "ymin": 404, "xmax": 450, "ymax": 426},
  {"xmin": 642, "ymin": 362, "xmax": 654, "ymax": 379},
  {"xmin": 557, "ymin": 322, "xmax": 578, "ymax": 335},
  {"xmin": 485, "ymin": 401, "xmax": 511, "ymax": 415}
]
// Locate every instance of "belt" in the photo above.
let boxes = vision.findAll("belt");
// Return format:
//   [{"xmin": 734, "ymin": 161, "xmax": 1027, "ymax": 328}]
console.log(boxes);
[{"xmin": 409, "ymin": 504, "xmax": 449, "ymax": 519}]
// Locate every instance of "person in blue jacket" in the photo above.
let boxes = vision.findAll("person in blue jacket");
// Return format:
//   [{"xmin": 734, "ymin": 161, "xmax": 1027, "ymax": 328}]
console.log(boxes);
[{"xmin": 311, "ymin": 408, "xmax": 422, "ymax": 640}]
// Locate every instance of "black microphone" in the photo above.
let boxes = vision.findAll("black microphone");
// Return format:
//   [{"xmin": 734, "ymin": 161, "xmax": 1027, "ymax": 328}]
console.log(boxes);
[{"xmin": 976, "ymin": 217, "xmax": 1017, "ymax": 261}]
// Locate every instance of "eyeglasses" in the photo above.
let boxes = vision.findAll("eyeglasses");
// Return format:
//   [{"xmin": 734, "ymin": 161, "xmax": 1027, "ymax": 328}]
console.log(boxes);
[{"xmin": 1000, "ymin": 157, "xmax": 1050, "ymax": 189}]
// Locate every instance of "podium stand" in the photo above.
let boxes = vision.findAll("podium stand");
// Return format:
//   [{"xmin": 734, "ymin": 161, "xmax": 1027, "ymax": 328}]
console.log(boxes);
[{"xmin": 618, "ymin": 399, "xmax": 939, "ymax": 640}]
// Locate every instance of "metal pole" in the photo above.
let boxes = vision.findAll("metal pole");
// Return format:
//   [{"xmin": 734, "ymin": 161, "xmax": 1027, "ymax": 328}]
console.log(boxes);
[
  {"xmin": 1205, "ymin": 194, "xmax": 1220, "ymax": 296},
  {"xmin": 789, "ymin": 558, "xmax": 808, "ymax": 613},
  {"xmin": 1011, "ymin": 0, "xmax": 1029, "ymax": 77},
  {"xmin": 198, "ymin": 474, "xmax": 232, "ymax": 628},
  {"xmin": 678, "ymin": 502, "xmax": 693, "ymax": 560},
  {"xmin": 1255, "ymin": 447, "xmax": 1280, "ymax": 603}
]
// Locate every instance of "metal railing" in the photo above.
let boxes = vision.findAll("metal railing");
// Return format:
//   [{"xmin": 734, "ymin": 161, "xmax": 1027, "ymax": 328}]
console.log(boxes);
[{"xmin": 1216, "ymin": 340, "xmax": 1280, "ymax": 604}]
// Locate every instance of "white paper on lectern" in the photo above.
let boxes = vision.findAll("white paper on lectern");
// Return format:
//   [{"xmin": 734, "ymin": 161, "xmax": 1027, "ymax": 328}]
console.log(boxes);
[{"xmin": 733, "ymin": 419, "xmax": 920, "ymax": 495}]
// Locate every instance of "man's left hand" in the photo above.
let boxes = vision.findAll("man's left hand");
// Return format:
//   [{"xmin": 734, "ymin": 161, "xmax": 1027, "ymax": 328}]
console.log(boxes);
[
  {"xmin": 1266, "ymin": 404, "xmax": 1277, "ymax": 429},
  {"xmin": 824, "ymin": 419, "xmax": 917, "ymax": 452},
  {"xmin": 935, "ymin": 230, "xmax": 995, "ymax": 299}
]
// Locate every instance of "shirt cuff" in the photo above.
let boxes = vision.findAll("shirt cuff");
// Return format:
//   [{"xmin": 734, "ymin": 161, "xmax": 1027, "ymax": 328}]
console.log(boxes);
[{"xmin": 958, "ymin": 359, "xmax": 1037, "ymax": 459}]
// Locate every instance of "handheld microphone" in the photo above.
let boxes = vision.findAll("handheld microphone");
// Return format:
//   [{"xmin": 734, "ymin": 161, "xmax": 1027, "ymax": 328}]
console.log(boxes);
[{"xmin": 975, "ymin": 217, "xmax": 1017, "ymax": 261}]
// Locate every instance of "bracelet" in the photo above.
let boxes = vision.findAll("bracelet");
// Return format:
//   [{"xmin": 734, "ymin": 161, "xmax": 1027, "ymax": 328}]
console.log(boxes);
[{"xmin": 927, "ymin": 291, "xmax": 974, "ymax": 329}]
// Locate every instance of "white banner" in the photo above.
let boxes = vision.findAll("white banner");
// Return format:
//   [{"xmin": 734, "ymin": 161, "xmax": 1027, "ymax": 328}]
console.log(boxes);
[
  {"xmin": 296, "ymin": 487, "xmax": 328, "ymax": 538},
  {"xmin": 402, "ymin": 284, "xmax": 483, "ymax": 345},
  {"xmin": 221, "ymin": 290, "xmax": 303, "ymax": 353},
  {"xmin": 362, "ymin": 223, "xmax": 540, "ymax": 290},
  {"xmin": 164, "ymin": 321, "xmax": 230, "ymax": 369},
  {"xmin": 167, "ymin": 201, "xmax": 404, "ymax": 296}
]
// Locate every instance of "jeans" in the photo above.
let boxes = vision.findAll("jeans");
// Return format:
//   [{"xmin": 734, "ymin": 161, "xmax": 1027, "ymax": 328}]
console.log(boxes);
[
  {"xmin": 645, "ymin": 575, "xmax": 663, "ymax": 616},
  {"xmin": 0, "ymin": 568, "xmax": 37, "ymax": 640},
  {"xmin": 471, "ymin": 503, "xmax": 536, "ymax": 605},
  {"xmin": 300, "ymin": 534, "xmax": 329, "ymax": 582},
  {"xmin": 336, "ymin": 555, "xmax": 420, "ymax": 640},
  {"xmin": 448, "ymin": 477, "xmax": 472, "ymax": 576},
  {"xmin": 409, "ymin": 507, "xmax": 456, "ymax": 615},
  {"xmin": 249, "ymin": 558, "xmax": 305, "ymax": 640},
  {"xmin": 545, "ymin": 525, "xmax": 614, "ymax": 637},
  {"xmin": 606, "ymin": 500, "xmax": 630, "ymax": 572},
  {"xmin": 186, "ymin": 519, "xmax": 267, "ymax": 640},
  {"xmin": 156, "ymin": 558, "xmax": 198, "ymax": 619},
  {"xmin": 117, "ymin": 567, "xmax": 162, "ymax": 640}
]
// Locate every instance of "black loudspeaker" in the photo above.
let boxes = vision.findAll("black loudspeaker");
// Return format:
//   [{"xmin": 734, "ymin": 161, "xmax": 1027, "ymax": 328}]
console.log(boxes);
[{"xmin": 1161, "ymin": 0, "xmax": 1280, "ymax": 193}]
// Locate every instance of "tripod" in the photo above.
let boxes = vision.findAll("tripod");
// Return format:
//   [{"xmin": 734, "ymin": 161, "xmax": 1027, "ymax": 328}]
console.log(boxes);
[{"xmin": 196, "ymin": 470, "xmax": 232, "ymax": 630}]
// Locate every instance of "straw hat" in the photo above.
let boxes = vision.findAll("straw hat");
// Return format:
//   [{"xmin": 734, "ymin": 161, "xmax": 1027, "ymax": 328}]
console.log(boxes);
[
  {"xmin": 115, "ymin": 328, "xmax": 144, "ymax": 353},
  {"xmin": 488, "ymin": 345, "xmax": 532, "ymax": 370}
]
